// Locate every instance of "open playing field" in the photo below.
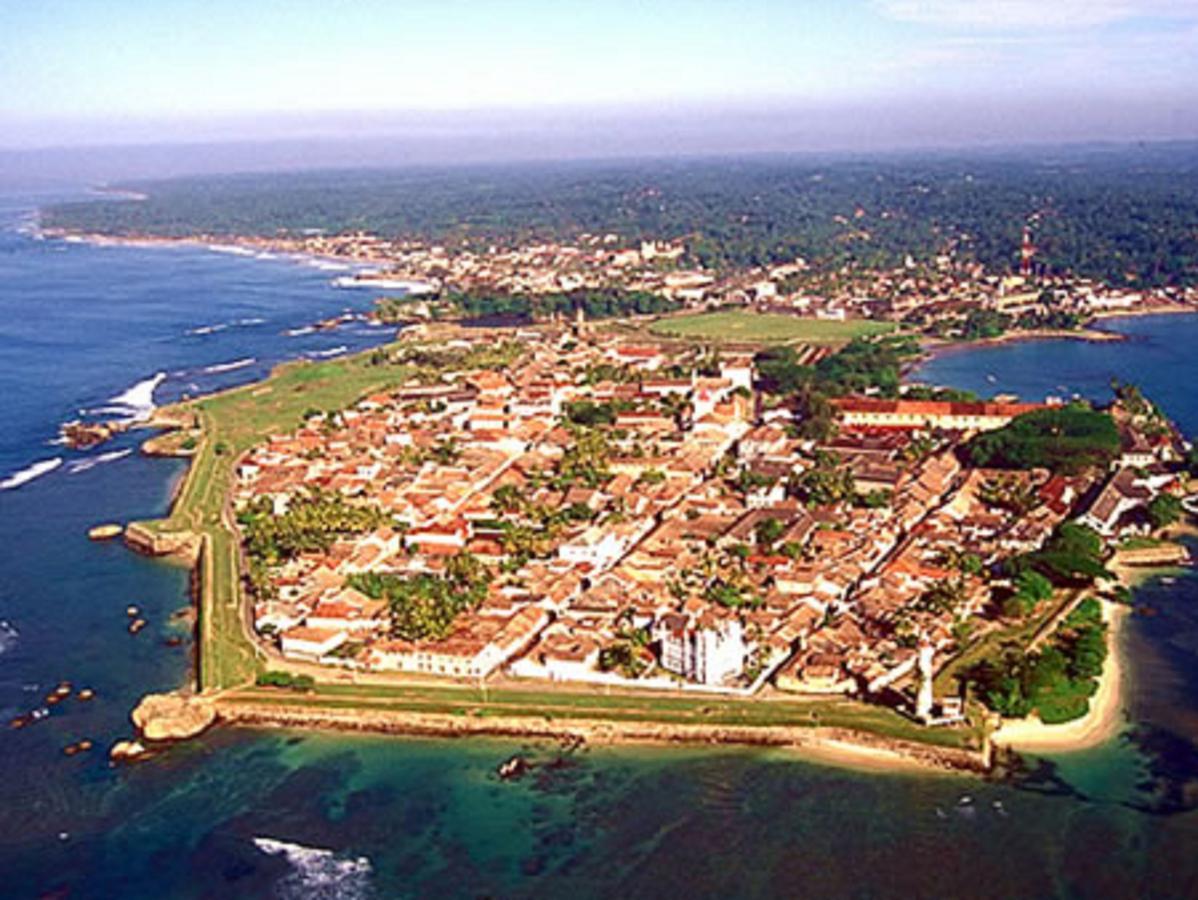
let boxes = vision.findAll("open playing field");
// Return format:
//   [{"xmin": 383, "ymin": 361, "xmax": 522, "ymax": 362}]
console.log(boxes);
[{"xmin": 649, "ymin": 310, "xmax": 897, "ymax": 344}]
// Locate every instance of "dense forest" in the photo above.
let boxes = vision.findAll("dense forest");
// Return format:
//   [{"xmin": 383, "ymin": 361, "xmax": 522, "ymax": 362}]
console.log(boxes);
[{"xmin": 44, "ymin": 144, "xmax": 1198, "ymax": 286}]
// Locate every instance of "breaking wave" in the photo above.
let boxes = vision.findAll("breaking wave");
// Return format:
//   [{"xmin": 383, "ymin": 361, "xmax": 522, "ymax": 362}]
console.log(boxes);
[
  {"xmin": 0, "ymin": 620, "xmax": 19, "ymax": 657},
  {"xmin": 67, "ymin": 448, "xmax": 132, "ymax": 474},
  {"xmin": 105, "ymin": 372, "xmax": 165, "ymax": 421},
  {"xmin": 306, "ymin": 346, "xmax": 347, "ymax": 359},
  {"xmin": 201, "ymin": 357, "xmax": 256, "ymax": 374},
  {"xmin": 253, "ymin": 837, "xmax": 373, "ymax": 900},
  {"xmin": 0, "ymin": 457, "xmax": 62, "ymax": 490}
]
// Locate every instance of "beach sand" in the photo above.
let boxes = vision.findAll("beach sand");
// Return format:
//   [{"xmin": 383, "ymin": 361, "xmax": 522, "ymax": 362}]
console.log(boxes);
[{"xmin": 991, "ymin": 601, "xmax": 1128, "ymax": 753}]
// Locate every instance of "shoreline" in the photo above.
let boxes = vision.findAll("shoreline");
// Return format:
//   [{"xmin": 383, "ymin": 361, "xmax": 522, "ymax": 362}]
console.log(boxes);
[
  {"xmin": 990, "ymin": 600, "xmax": 1128, "ymax": 754},
  {"xmin": 213, "ymin": 699, "xmax": 987, "ymax": 776},
  {"xmin": 918, "ymin": 306, "xmax": 1198, "ymax": 366}
]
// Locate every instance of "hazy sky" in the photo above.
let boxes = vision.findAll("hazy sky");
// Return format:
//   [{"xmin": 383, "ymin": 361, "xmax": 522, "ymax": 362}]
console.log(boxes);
[{"xmin": 2, "ymin": 0, "xmax": 1197, "ymax": 152}]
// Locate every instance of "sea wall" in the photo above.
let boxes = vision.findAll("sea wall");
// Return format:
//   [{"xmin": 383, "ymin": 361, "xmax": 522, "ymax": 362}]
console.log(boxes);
[
  {"xmin": 215, "ymin": 700, "xmax": 991, "ymax": 775},
  {"xmin": 124, "ymin": 522, "xmax": 201, "ymax": 564},
  {"xmin": 1113, "ymin": 543, "xmax": 1190, "ymax": 567}
]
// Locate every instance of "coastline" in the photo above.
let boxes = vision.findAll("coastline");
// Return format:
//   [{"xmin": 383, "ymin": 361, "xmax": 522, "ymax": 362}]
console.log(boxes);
[
  {"xmin": 918, "ymin": 306, "xmax": 1198, "ymax": 366},
  {"xmin": 990, "ymin": 601, "xmax": 1128, "ymax": 754},
  {"xmin": 213, "ymin": 699, "xmax": 987, "ymax": 775}
]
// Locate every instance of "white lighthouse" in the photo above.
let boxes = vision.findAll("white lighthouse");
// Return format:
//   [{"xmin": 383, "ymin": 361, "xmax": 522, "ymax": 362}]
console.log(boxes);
[{"xmin": 915, "ymin": 637, "xmax": 935, "ymax": 723}]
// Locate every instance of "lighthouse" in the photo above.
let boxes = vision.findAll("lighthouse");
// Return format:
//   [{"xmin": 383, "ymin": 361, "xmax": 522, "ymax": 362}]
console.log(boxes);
[
  {"xmin": 1019, "ymin": 226, "xmax": 1037, "ymax": 278},
  {"xmin": 916, "ymin": 637, "xmax": 935, "ymax": 723}
]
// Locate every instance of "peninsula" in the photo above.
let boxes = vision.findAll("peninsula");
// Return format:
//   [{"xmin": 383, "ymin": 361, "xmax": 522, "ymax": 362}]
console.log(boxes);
[{"xmin": 122, "ymin": 311, "xmax": 1196, "ymax": 773}]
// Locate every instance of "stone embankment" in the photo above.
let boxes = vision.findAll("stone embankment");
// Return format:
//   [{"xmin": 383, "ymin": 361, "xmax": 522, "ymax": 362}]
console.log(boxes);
[
  {"xmin": 123, "ymin": 522, "xmax": 201, "ymax": 563},
  {"xmin": 1113, "ymin": 542, "xmax": 1190, "ymax": 567},
  {"xmin": 215, "ymin": 700, "xmax": 991, "ymax": 775}
]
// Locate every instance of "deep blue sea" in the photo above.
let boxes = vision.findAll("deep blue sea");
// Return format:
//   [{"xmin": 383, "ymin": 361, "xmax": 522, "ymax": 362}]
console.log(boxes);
[{"xmin": 2, "ymin": 193, "xmax": 1198, "ymax": 899}]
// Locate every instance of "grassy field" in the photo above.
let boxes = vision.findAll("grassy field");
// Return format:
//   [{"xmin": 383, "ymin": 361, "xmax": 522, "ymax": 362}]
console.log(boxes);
[
  {"xmin": 138, "ymin": 344, "xmax": 420, "ymax": 690},
  {"xmin": 223, "ymin": 681, "xmax": 983, "ymax": 750},
  {"xmin": 648, "ymin": 310, "xmax": 897, "ymax": 344}
]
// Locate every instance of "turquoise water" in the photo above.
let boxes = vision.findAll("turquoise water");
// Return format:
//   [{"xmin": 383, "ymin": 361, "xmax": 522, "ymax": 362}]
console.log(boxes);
[{"xmin": 2, "ymin": 196, "xmax": 1198, "ymax": 896}]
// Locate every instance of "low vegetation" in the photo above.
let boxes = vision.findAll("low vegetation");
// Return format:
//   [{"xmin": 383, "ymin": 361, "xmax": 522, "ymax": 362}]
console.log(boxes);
[{"xmin": 966, "ymin": 404, "xmax": 1120, "ymax": 473}]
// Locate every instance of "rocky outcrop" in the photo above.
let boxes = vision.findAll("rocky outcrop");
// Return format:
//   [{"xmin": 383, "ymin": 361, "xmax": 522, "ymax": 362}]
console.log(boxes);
[
  {"xmin": 110, "ymin": 739, "xmax": 148, "ymax": 762},
  {"xmin": 60, "ymin": 420, "xmax": 125, "ymax": 449},
  {"xmin": 131, "ymin": 693, "xmax": 216, "ymax": 741}
]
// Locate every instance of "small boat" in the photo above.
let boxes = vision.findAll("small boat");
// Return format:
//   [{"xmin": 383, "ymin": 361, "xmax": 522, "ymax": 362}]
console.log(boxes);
[
  {"xmin": 9, "ymin": 715, "xmax": 30, "ymax": 729},
  {"xmin": 1161, "ymin": 577, "xmax": 1177, "ymax": 586},
  {"xmin": 77, "ymin": 740, "xmax": 93, "ymax": 752},
  {"xmin": 77, "ymin": 688, "xmax": 95, "ymax": 701},
  {"xmin": 958, "ymin": 795, "xmax": 973, "ymax": 806},
  {"xmin": 128, "ymin": 618, "xmax": 146, "ymax": 635},
  {"xmin": 126, "ymin": 606, "xmax": 139, "ymax": 618},
  {"xmin": 164, "ymin": 636, "xmax": 183, "ymax": 648},
  {"xmin": 54, "ymin": 683, "xmax": 72, "ymax": 697}
]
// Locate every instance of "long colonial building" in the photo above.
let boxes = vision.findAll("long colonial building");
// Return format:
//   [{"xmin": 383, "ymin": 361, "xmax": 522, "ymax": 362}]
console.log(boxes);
[{"xmin": 833, "ymin": 397, "xmax": 1045, "ymax": 432}]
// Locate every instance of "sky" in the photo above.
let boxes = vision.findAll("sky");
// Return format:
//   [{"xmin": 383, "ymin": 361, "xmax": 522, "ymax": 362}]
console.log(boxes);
[{"xmin": 1, "ymin": 0, "xmax": 1197, "ymax": 160}]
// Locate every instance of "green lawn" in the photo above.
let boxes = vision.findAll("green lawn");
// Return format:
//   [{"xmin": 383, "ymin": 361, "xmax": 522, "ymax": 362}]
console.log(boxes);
[
  {"xmin": 134, "ymin": 343, "xmax": 422, "ymax": 690},
  {"xmin": 648, "ymin": 310, "xmax": 897, "ymax": 344}
]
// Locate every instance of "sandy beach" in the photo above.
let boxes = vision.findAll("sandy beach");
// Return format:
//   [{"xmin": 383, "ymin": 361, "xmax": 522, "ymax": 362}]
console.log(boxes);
[{"xmin": 991, "ymin": 601, "xmax": 1128, "ymax": 753}]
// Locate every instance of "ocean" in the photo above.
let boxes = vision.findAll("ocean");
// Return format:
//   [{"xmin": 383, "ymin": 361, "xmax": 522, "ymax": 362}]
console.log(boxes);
[{"xmin": 2, "ymin": 194, "xmax": 1198, "ymax": 898}]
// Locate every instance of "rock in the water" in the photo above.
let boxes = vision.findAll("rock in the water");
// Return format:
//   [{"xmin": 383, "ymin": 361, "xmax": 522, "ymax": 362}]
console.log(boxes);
[
  {"xmin": 131, "ymin": 693, "xmax": 216, "ymax": 741},
  {"xmin": 110, "ymin": 739, "xmax": 148, "ymax": 762},
  {"xmin": 88, "ymin": 523, "xmax": 123, "ymax": 540}
]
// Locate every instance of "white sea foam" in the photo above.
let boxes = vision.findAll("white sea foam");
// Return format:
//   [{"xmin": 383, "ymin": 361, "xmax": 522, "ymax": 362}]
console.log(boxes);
[
  {"xmin": 188, "ymin": 323, "xmax": 229, "ymax": 336},
  {"xmin": 106, "ymin": 372, "xmax": 165, "ymax": 421},
  {"xmin": 253, "ymin": 837, "xmax": 373, "ymax": 900},
  {"xmin": 306, "ymin": 346, "xmax": 347, "ymax": 359},
  {"xmin": 67, "ymin": 448, "xmax": 132, "ymax": 474},
  {"xmin": 208, "ymin": 244, "xmax": 255, "ymax": 257},
  {"xmin": 254, "ymin": 252, "xmax": 277, "ymax": 260},
  {"xmin": 0, "ymin": 457, "xmax": 63, "ymax": 490},
  {"xmin": 235, "ymin": 317, "xmax": 266, "ymax": 326},
  {"xmin": 202, "ymin": 357, "xmax": 256, "ymax": 374},
  {"xmin": 0, "ymin": 620, "xmax": 19, "ymax": 657},
  {"xmin": 284, "ymin": 326, "xmax": 316, "ymax": 337}
]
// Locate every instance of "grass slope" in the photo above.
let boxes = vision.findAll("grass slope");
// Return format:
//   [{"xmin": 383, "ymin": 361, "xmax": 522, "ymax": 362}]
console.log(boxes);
[{"xmin": 139, "ymin": 345, "xmax": 416, "ymax": 690}]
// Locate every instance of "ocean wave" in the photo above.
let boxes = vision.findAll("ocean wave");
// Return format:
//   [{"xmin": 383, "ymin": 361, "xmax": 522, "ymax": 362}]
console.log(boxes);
[
  {"xmin": 208, "ymin": 244, "xmax": 255, "ymax": 257},
  {"xmin": 308, "ymin": 260, "xmax": 351, "ymax": 272},
  {"xmin": 201, "ymin": 357, "xmax": 256, "ymax": 374},
  {"xmin": 253, "ymin": 837, "xmax": 372, "ymax": 900},
  {"xmin": 0, "ymin": 457, "xmax": 62, "ymax": 490},
  {"xmin": 306, "ymin": 346, "xmax": 347, "ymax": 359},
  {"xmin": 235, "ymin": 317, "xmax": 266, "ymax": 326},
  {"xmin": 67, "ymin": 448, "xmax": 132, "ymax": 474},
  {"xmin": 0, "ymin": 620, "xmax": 19, "ymax": 657},
  {"xmin": 284, "ymin": 326, "xmax": 316, "ymax": 337},
  {"xmin": 106, "ymin": 372, "xmax": 165, "ymax": 422},
  {"xmin": 187, "ymin": 323, "xmax": 228, "ymax": 336}
]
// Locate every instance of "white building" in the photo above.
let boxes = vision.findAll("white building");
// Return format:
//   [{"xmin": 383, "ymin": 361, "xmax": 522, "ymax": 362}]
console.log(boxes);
[{"xmin": 655, "ymin": 614, "xmax": 748, "ymax": 686}]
